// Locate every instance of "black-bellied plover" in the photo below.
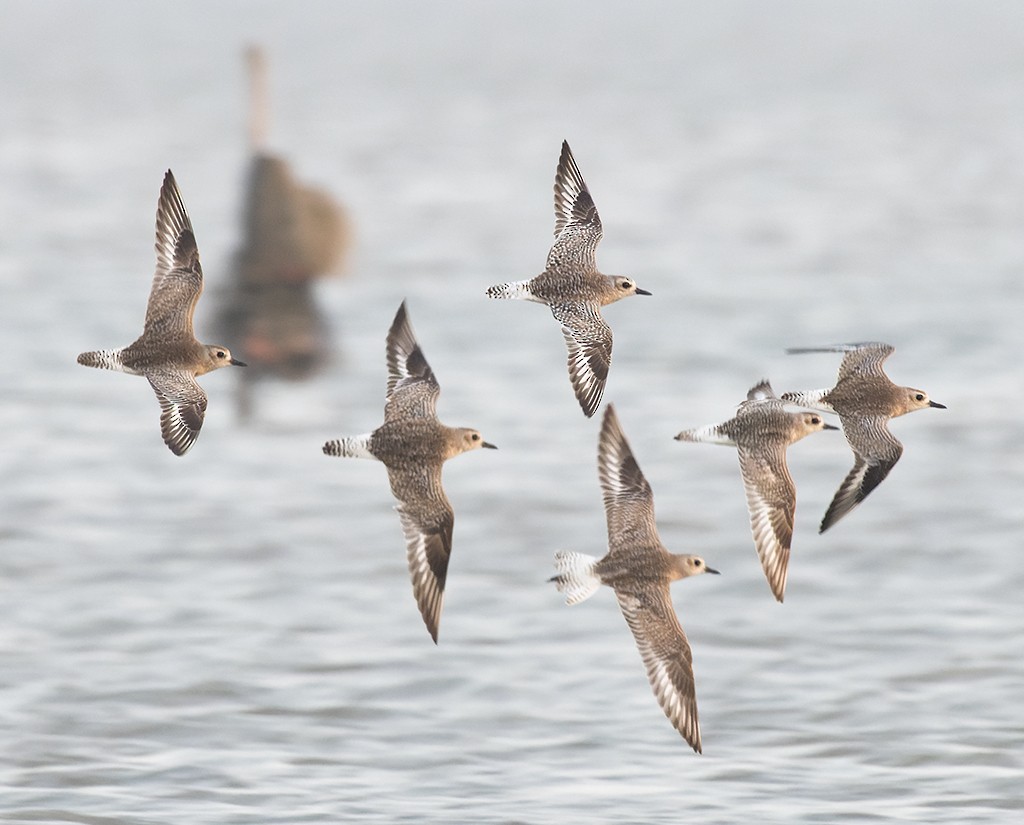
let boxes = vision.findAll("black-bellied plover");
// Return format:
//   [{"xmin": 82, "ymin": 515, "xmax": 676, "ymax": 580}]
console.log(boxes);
[
  {"xmin": 77, "ymin": 170, "xmax": 246, "ymax": 455},
  {"xmin": 323, "ymin": 301, "xmax": 496, "ymax": 644},
  {"xmin": 674, "ymin": 380, "xmax": 837, "ymax": 602},
  {"xmin": 782, "ymin": 342, "xmax": 945, "ymax": 532},
  {"xmin": 550, "ymin": 404, "xmax": 718, "ymax": 752},
  {"xmin": 486, "ymin": 141, "xmax": 651, "ymax": 418}
]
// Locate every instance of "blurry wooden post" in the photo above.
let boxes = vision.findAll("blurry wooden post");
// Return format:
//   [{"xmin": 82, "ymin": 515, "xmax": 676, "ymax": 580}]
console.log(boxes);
[{"xmin": 216, "ymin": 45, "xmax": 352, "ymax": 420}]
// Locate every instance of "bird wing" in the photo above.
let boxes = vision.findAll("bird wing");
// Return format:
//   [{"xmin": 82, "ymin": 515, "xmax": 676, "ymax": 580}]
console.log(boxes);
[
  {"xmin": 551, "ymin": 302, "xmax": 612, "ymax": 418},
  {"xmin": 146, "ymin": 369, "xmax": 208, "ymax": 456},
  {"xmin": 741, "ymin": 379, "xmax": 779, "ymax": 406},
  {"xmin": 786, "ymin": 342, "xmax": 894, "ymax": 382},
  {"xmin": 387, "ymin": 462, "xmax": 454, "ymax": 644},
  {"xmin": 833, "ymin": 342, "xmax": 895, "ymax": 381},
  {"xmin": 384, "ymin": 301, "xmax": 440, "ymax": 422},
  {"xmin": 546, "ymin": 140, "xmax": 603, "ymax": 273},
  {"xmin": 597, "ymin": 405, "xmax": 662, "ymax": 550},
  {"xmin": 736, "ymin": 442, "xmax": 796, "ymax": 601},
  {"xmin": 820, "ymin": 415, "xmax": 903, "ymax": 532},
  {"xmin": 614, "ymin": 584, "xmax": 702, "ymax": 752},
  {"xmin": 143, "ymin": 170, "xmax": 204, "ymax": 339}
]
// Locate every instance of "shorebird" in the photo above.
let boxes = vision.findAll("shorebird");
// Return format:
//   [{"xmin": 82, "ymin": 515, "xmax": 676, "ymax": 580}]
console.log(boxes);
[
  {"xmin": 323, "ymin": 301, "xmax": 496, "ymax": 643},
  {"xmin": 77, "ymin": 170, "xmax": 246, "ymax": 455},
  {"xmin": 675, "ymin": 380, "xmax": 837, "ymax": 601},
  {"xmin": 782, "ymin": 342, "xmax": 945, "ymax": 532},
  {"xmin": 550, "ymin": 404, "xmax": 718, "ymax": 752},
  {"xmin": 486, "ymin": 140, "xmax": 651, "ymax": 417}
]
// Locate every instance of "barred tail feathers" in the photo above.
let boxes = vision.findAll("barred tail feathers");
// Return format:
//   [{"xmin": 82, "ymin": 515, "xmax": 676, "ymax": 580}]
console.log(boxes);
[
  {"xmin": 780, "ymin": 389, "xmax": 835, "ymax": 414},
  {"xmin": 485, "ymin": 279, "xmax": 537, "ymax": 301},
  {"xmin": 322, "ymin": 433, "xmax": 375, "ymax": 459},
  {"xmin": 674, "ymin": 423, "xmax": 734, "ymax": 446},
  {"xmin": 550, "ymin": 551, "xmax": 602, "ymax": 605},
  {"xmin": 76, "ymin": 349, "xmax": 125, "ymax": 371}
]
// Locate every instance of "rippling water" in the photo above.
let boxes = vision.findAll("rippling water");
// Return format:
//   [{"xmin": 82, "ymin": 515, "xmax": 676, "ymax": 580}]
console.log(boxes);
[{"xmin": 1, "ymin": 2, "xmax": 1022, "ymax": 822}]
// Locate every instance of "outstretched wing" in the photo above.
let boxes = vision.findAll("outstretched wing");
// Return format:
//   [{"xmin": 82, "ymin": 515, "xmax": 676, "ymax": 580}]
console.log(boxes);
[
  {"xmin": 786, "ymin": 342, "xmax": 894, "ymax": 382},
  {"xmin": 147, "ymin": 369, "xmax": 208, "ymax": 456},
  {"xmin": 736, "ymin": 442, "xmax": 796, "ymax": 601},
  {"xmin": 598, "ymin": 405, "xmax": 661, "ymax": 551},
  {"xmin": 820, "ymin": 415, "xmax": 903, "ymax": 532},
  {"xmin": 615, "ymin": 584, "xmax": 702, "ymax": 752},
  {"xmin": 551, "ymin": 302, "xmax": 612, "ymax": 418},
  {"xmin": 387, "ymin": 462, "xmax": 454, "ymax": 644},
  {"xmin": 384, "ymin": 301, "xmax": 440, "ymax": 422},
  {"xmin": 546, "ymin": 140, "xmax": 603, "ymax": 273},
  {"xmin": 144, "ymin": 170, "xmax": 204, "ymax": 338}
]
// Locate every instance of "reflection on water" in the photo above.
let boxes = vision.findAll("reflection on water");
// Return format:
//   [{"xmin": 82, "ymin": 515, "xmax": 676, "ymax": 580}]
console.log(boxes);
[
  {"xmin": 1, "ymin": 2, "xmax": 1023, "ymax": 823},
  {"xmin": 215, "ymin": 46, "xmax": 353, "ymax": 420}
]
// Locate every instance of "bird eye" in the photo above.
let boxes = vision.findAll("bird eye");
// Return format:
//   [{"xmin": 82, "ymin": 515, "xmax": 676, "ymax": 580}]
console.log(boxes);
[
  {"xmin": 915, "ymin": 393, "xmax": 924, "ymax": 401},
  {"xmin": 694, "ymin": 559, "xmax": 703, "ymax": 567},
  {"xmin": 811, "ymin": 416, "xmax": 820, "ymax": 424},
  {"xmin": 621, "ymin": 280, "xmax": 632, "ymax": 290},
  {"xmin": 471, "ymin": 433, "xmax": 480, "ymax": 441},
  {"xmin": 217, "ymin": 351, "xmax": 226, "ymax": 359}
]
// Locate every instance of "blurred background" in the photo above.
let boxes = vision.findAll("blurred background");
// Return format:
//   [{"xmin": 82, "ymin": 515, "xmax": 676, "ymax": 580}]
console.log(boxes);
[{"xmin": 0, "ymin": 1, "xmax": 1022, "ymax": 823}]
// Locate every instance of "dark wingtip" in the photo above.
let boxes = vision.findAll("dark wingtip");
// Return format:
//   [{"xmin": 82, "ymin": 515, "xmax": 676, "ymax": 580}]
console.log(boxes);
[
  {"xmin": 578, "ymin": 398, "xmax": 599, "ymax": 418},
  {"xmin": 393, "ymin": 299, "xmax": 410, "ymax": 328}
]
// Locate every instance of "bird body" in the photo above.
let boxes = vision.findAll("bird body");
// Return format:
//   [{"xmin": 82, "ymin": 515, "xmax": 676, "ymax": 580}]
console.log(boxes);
[
  {"xmin": 782, "ymin": 342, "xmax": 944, "ymax": 532},
  {"xmin": 676, "ymin": 380, "xmax": 836, "ymax": 601},
  {"xmin": 323, "ymin": 301, "xmax": 496, "ymax": 643},
  {"xmin": 486, "ymin": 141, "xmax": 650, "ymax": 417},
  {"xmin": 77, "ymin": 170, "xmax": 245, "ymax": 455},
  {"xmin": 551, "ymin": 404, "xmax": 717, "ymax": 752}
]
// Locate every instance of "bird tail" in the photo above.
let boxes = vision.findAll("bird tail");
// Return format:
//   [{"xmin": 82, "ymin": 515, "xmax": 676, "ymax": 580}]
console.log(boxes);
[
  {"xmin": 76, "ymin": 349, "xmax": 124, "ymax": 371},
  {"xmin": 485, "ymin": 279, "xmax": 534, "ymax": 300},
  {"xmin": 780, "ymin": 389, "xmax": 836, "ymax": 414},
  {"xmin": 549, "ymin": 551, "xmax": 602, "ymax": 605},
  {"xmin": 322, "ymin": 433, "xmax": 375, "ymax": 459},
  {"xmin": 674, "ymin": 423, "xmax": 735, "ymax": 446}
]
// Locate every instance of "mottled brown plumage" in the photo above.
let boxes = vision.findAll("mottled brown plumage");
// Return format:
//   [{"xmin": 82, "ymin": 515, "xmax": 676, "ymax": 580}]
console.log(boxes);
[
  {"xmin": 486, "ymin": 141, "xmax": 651, "ymax": 417},
  {"xmin": 782, "ymin": 342, "xmax": 945, "ymax": 532},
  {"xmin": 76, "ymin": 170, "xmax": 245, "ymax": 455},
  {"xmin": 675, "ymin": 380, "xmax": 837, "ymax": 601},
  {"xmin": 551, "ymin": 405, "xmax": 718, "ymax": 752},
  {"xmin": 322, "ymin": 301, "xmax": 496, "ymax": 643}
]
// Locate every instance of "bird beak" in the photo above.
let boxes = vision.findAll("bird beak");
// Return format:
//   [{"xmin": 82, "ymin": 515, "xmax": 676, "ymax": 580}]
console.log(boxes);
[
  {"xmin": 823, "ymin": 423, "xmax": 840, "ymax": 430},
  {"xmin": 230, "ymin": 358, "xmax": 247, "ymax": 367},
  {"xmin": 634, "ymin": 287, "xmax": 652, "ymax": 296},
  {"xmin": 482, "ymin": 442, "xmax": 498, "ymax": 449},
  {"xmin": 929, "ymin": 401, "xmax": 946, "ymax": 409},
  {"xmin": 705, "ymin": 566, "xmax": 721, "ymax": 575}
]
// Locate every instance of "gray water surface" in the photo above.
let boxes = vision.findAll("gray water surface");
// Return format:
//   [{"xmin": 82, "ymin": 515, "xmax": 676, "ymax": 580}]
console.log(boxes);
[{"xmin": 1, "ymin": 2, "xmax": 1022, "ymax": 823}]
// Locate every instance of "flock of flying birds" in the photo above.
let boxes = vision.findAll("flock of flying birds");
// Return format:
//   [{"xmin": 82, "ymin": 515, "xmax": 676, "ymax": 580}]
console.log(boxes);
[{"xmin": 77, "ymin": 141, "xmax": 944, "ymax": 752}]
